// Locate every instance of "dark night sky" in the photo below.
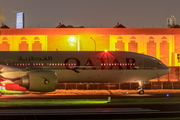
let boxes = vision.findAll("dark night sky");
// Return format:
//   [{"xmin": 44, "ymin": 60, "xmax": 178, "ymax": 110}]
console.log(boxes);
[{"xmin": 0, "ymin": 0, "xmax": 180, "ymax": 28}]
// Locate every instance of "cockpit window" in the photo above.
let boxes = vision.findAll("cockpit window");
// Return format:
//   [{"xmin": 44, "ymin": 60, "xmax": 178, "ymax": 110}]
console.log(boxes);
[{"xmin": 157, "ymin": 61, "xmax": 162, "ymax": 65}]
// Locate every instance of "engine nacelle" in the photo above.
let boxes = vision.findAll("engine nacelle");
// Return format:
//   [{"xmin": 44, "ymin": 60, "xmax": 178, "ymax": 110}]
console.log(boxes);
[{"xmin": 18, "ymin": 70, "xmax": 58, "ymax": 92}]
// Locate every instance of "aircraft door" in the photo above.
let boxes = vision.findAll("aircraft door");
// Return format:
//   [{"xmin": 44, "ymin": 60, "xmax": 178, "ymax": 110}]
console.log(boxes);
[
  {"xmin": 137, "ymin": 59, "xmax": 144, "ymax": 69},
  {"xmin": 5, "ymin": 59, "xmax": 13, "ymax": 66}
]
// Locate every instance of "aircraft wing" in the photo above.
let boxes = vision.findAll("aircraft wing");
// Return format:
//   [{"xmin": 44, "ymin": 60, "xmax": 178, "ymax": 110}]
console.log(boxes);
[
  {"xmin": 0, "ymin": 64, "xmax": 26, "ymax": 72},
  {"xmin": 0, "ymin": 64, "xmax": 28, "ymax": 82}
]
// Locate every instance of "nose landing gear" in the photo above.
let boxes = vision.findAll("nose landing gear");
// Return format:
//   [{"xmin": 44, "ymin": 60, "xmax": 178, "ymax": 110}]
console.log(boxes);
[
  {"xmin": 138, "ymin": 81, "xmax": 144, "ymax": 94},
  {"xmin": 138, "ymin": 88, "xmax": 144, "ymax": 94}
]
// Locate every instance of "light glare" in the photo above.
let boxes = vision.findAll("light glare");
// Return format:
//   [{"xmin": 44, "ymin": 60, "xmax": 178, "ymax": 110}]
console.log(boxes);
[{"xmin": 68, "ymin": 36, "xmax": 76, "ymax": 46}]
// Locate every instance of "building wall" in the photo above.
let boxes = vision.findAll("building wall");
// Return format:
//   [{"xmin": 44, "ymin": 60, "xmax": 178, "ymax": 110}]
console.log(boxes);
[
  {"xmin": 1, "ymin": 28, "xmax": 180, "ymax": 82},
  {"xmin": 110, "ymin": 35, "xmax": 173, "ymax": 66},
  {"xmin": 0, "ymin": 28, "xmax": 179, "ymax": 66}
]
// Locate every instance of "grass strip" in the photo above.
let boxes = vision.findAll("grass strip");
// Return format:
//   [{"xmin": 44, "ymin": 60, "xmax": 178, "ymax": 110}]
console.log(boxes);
[
  {"xmin": 0, "ymin": 99, "xmax": 108, "ymax": 106},
  {"xmin": 0, "ymin": 90, "xmax": 22, "ymax": 94},
  {"xmin": 111, "ymin": 97, "xmax": 180, "ymax": 104},
  {"xmin": 1, "ymin": 97, "xmax": 180, "ymax": 106}
]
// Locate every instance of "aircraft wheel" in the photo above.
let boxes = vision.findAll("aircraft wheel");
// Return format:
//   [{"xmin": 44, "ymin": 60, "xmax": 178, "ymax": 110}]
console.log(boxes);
[{"xmin": 138, "ymin": 89, "xmax": 144, "ymax": 94}]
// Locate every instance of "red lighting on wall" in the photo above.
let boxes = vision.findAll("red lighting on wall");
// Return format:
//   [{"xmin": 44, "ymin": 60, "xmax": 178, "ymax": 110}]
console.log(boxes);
[
  {"xmin": 5, "ymin": 84, "xmax": 27, "ymax": 91},
  {"xmin": 1, "ymin": 83, "xmax": 5, "ymax": 87}
]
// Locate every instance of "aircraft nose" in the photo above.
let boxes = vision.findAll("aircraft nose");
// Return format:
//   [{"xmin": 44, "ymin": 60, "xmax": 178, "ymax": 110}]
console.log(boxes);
[
  {"xmin": 164, "ymin": 64, "xmax": 170, "ymax": 74},
  {"xmin": 164, "ymin": 63, "xmax": 169, "ymax": 69},
  {"xmin": 157, "ymin": 64, "xmax": 170, "ymax": 77}
]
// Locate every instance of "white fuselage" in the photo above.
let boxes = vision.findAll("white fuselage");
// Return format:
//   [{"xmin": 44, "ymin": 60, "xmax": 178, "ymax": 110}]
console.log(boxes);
[
  {"xmin": 0, "ymin": 51, "xmax": 169, "ymax": 84},
  {"xmin": 54, "ymin": 69, "xmax": 168, "ymax": 83}
]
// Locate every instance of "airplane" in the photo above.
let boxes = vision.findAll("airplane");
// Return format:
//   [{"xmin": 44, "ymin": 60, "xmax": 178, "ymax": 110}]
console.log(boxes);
[{"xmin": 0, "ymin": 51, "xmax": 169, "ymax": 96}]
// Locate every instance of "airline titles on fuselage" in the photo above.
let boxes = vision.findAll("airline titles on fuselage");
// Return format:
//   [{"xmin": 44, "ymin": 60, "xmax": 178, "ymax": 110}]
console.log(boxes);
[
  {"xmin": 17, "ymin": 56, "xmax": 137, "ymax": 73},
  {"xmin": 18, "ymin": 56, "xmax": 52, "ymax": 62}
]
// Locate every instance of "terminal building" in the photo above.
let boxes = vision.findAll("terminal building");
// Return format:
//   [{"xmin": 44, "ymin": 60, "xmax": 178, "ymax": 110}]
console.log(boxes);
[{"xmin": 1, "ymin": 23, "xmax": 180, "ymax": 90}]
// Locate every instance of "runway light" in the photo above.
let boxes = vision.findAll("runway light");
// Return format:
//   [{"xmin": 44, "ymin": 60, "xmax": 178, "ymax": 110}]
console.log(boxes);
[
  {"xmin": 2, "ymin": 83, "xmax": 5, "ymax": 87},
  {"xmin": 166, "ymin": 94, "xmax": 169, "ymax": 97},
  {"xmin": 108, "ymin": 96, "xmax": 111, "ymax": 103},
  {"xmin": 105, "ymin": 50, "xmax": 107, "ymax": 52}
]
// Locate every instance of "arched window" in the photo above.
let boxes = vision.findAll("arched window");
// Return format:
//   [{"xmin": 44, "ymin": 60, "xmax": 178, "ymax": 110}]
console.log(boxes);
[
  {"xmin": 130, "ymin": 36, "xmax": 136, "ymax": 39},
  {"xmin": 147, "ymin": 41, "xmax": 156, "ymax": 57},
  {"xmin": 128, "ymin": 41, "xmax": 138, "ymax": 52},
  {"xmin": 0, "ymin": 41, "xmax": 10, "ymax": 51},
  {"xmin": 162, "ymin": 36, "xmax": 167, "ymax": 39},
  {"xmin": 149, "ymin": 36, "xmax": 154, "ymax": 39},
  {"xmin": 2, "ymin": 37, "xmax": 8, "ymax": 40},
  {"xmin": 19, "ymin": 41, "xmax": 28, "ymax": 51},
  {"xmin": 160, "ymin": 41, "xmax": 169, "ymax": 65},
  {"xmin": 34, "ymin": 37, "xmax": 40, "ymax": 40},
  {"xmin": 32, "ymin": 41, "xmax": 42, "ymax": 51},
  {"xmin": 115, "ymin": 41, "xmax": 124, "ymax": 51},
  {"xmin": 21, "ymin": 37, "xmax": 27, "ymax": 40},
  {"xmin": 117, "ymin": 36, "xmax": 123, "ymax": 39}
]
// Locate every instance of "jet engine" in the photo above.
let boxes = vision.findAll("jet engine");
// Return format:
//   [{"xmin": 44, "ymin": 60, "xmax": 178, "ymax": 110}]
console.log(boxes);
[{"xmin": 15, "ymin": 70, "xmax": 58, "ymax": 92}]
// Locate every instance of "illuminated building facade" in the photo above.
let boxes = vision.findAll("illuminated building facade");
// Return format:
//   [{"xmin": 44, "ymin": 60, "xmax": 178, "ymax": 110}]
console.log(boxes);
[{"xmin": 0, "ymin": 28, "xmax": 180, "ymax": 82}]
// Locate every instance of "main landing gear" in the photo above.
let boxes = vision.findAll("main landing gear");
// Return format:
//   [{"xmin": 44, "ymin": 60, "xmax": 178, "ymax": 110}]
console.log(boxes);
[{"xmin": 138, "ymin": 81, "xmax": 144, "ymax": 94}]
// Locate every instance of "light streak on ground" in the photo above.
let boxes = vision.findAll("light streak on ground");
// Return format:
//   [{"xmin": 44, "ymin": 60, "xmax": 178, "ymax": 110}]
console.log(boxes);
[{"xmin": 0, "ymin": 99, "xmax": 108, "ymax": 106}]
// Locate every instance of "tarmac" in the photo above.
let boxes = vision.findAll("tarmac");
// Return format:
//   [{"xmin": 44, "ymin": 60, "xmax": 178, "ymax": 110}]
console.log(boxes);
[{"xmin": 1, "ymin": 93, "xmax": 180, "ymax": 119}]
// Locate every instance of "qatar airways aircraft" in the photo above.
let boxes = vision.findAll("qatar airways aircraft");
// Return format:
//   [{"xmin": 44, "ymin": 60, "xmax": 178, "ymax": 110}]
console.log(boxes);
[{"xmin": 0, "ymin": 51, "xmax": 169, "ymax": 95}]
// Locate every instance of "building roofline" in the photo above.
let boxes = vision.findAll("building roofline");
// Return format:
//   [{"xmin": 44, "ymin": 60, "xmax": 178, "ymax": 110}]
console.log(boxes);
[{"xmin": 1, "ymin": 28, "xmax": 180, "ymax": 35}]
